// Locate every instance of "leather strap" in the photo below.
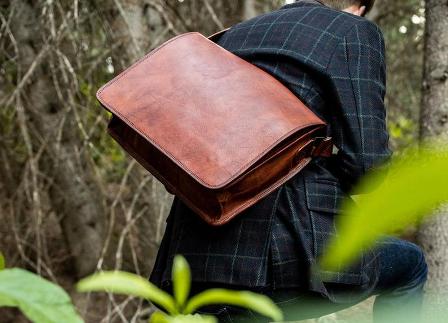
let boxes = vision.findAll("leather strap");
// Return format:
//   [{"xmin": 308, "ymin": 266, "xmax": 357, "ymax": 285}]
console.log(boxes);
[
  {"xmin": 207, "ymin": 28, "xmax": 231, "ymax": 42},
  {"xmin": 311, "ymin": 137, "xmax": 333, "ymax": 157}
]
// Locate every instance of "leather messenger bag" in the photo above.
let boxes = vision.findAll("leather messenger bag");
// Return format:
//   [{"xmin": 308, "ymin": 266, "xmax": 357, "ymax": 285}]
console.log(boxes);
[{"xmin": 97, "ymin": 29, "xmax": 333, "ymax": 226}]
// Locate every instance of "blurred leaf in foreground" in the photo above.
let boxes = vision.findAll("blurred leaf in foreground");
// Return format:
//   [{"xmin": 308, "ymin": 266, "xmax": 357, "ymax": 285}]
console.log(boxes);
[
  {"xmin": 77, "ymin": 255, "xmax": 283, "ymax": 321},
  {"xmin": 150, "ymin": 312, "xmax": 217, "ymax": 323},
  {"xmin": 319, "ymin": 146, "xmax": 448, "ymax": 272},
  {"xmin": 77, "ymin": 271, "xmax": 178, "ymax": 315},
  {"xmin": 0, "ymin": 252, "xmax": 5, "ymax": 270},
  {"xmin": 184, "ymin": 288, "xmax": 283, "ymax": 321},
  {"xmin": 0, "ymin": 268, "xmax": 83, "ymax": 323},
  {"xmin": 172, "ymin": 254, "xmax": 192, "ymax": 310}
]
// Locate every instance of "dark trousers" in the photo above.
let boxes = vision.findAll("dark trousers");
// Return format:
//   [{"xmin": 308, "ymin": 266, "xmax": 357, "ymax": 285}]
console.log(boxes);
[{"xmin": 193, "ymin": 236, "xmax": 428, "ymax": 323}]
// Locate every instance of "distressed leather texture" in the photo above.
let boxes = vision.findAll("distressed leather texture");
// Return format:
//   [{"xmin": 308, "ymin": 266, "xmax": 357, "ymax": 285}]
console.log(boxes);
[{"xmin": 97, "ymin": 32, "xmax": 332, "ymax": 226}]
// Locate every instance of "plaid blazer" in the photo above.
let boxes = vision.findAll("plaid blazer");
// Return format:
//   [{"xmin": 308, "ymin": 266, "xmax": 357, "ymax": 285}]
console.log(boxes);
[{"xmin": 149, "ymin": 0, "xmax": 392, "ymax": 304}]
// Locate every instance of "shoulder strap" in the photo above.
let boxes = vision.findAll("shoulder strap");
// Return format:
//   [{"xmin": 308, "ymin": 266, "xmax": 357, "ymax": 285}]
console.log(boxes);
[
  {"xmin": 311, "ymin": 137, "xmax": 334, "ymax": 157},
  {"xmin": 207, "ymin": 27, "xmax": 231, "ymax": 43}
]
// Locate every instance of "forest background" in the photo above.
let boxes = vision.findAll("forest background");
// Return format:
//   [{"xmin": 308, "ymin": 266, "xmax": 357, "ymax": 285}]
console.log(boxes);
[{"xmin": 1, "ymin": 0, "xmax": 447, "ymax": 322}]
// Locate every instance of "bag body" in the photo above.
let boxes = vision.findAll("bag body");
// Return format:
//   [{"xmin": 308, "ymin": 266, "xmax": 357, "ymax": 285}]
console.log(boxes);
[{"xmin": 97, "ymin": 31, "xmax": 332, "ymax": 226}]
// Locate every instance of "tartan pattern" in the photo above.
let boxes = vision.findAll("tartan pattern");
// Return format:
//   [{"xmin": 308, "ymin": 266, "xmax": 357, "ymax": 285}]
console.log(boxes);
[{"xmin": 149, "ymin": 0, "xmax": 392, "ymax": 303}]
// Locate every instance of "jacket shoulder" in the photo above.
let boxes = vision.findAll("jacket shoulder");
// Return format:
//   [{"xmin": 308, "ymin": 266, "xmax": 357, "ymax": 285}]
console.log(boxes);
[
  {"xmin": 350, "ymin": 19, "xmax": 384, "ymax": 43},
  {"xmin": 335, "ymin": 18, "xmax": 386, "ymax": 62},
  {"xmin": 223, "ymin": 4, "xmax": 381, "ymax": 54},
  {"xmin": 277, "ymin": 4, "xmax": 376, "ymax": 37}
]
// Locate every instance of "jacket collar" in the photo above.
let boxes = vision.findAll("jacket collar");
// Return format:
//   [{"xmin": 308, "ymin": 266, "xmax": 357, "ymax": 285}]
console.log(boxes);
[{"xmin": 280, "ymin": 0, "xmax": 326, "ymax": 10}]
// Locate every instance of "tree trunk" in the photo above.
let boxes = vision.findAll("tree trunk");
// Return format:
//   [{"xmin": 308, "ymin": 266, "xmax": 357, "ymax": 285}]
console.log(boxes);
[
  {"xmin": 417, "ymin": 0, "xmax": 448, "ymax": 293},
  {"xmin": 243, "ymin": 0, "xmax": 258, "ymax": 20}
]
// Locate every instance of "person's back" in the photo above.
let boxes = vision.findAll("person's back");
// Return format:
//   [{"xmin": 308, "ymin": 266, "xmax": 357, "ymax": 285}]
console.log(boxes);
[
  {"xmin": 149, "ymin": 1, "xmax": 428, "ymax": 322},
  {"xmin": 215, "ymin": 0, "xmax": 391, "ymax": 207}
]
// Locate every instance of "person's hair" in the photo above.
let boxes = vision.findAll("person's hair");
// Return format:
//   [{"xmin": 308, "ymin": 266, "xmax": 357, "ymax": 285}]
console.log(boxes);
[{"xmin": 318, "ymin": 0, "xmax": 375, "ymax": 14}]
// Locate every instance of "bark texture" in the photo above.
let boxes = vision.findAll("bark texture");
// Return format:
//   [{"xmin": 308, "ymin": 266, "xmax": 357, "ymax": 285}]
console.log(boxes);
[
  {"xmin": 417, "ymin": 0, "xmax": 448, "ymax": 292},
  {"xmin": 243, "ymin": 0, "xmax": 258, "ymax": 20}
]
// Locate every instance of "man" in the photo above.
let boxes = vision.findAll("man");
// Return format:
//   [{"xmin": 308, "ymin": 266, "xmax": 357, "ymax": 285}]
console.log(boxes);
[{"xmin": 149, "ymin": 0, "xmax": 428, "ymax": 322}]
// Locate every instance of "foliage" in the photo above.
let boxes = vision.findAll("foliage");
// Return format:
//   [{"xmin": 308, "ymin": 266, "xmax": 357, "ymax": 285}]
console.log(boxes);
[
  {"xmin": 319, "ymin": 145, "xmax": 448, "ymax": 272},
  {"xmin": 0, "ymin": 253, "xmax": 280, "ymax": 323},
  {"xmin": 172, "ymin": 254, "xmax": 191, "ymax": 309},
  {"xmin": 0, "ymin": 252, "xmax": 4, "ymax": 271},
  {"xmin": 0, "ymin": 268, "xmax": 83, "ymax": 323},
  {"xmin": 184, "ymin": 288, "xmax": 283, "ymax": 319},
  {"xmin": 78, "ymin": 271, "xmax": 178, "ymax": 315},
  {"xmin": 77, "ymin": 255, "xmax": 283, "ymax": 322},
  {"xmin": 149, "ymin": 312, "xmax": 216, "ymax": 323},
  {"xmin": 389, "ymin": 117, "xmax": 418, "ymax": 150},
  {"xmin": 374, "ymin": 0, "xmax": 425, "ymax": 151}
]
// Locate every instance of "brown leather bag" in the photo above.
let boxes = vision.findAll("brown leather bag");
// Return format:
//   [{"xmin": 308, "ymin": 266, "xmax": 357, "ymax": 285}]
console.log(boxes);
[{"xmin": 97, "ymin": 30, "xmax": 333, "ymax": 226}]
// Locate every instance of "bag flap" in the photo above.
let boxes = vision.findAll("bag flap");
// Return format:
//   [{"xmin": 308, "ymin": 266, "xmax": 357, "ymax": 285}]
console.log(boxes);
[{"xmin": 97, "ymin": 32, "xmax": 326, "ymax": 189}]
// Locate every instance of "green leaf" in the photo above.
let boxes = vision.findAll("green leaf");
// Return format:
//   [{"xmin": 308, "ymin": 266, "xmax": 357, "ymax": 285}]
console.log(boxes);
[
  {"xmin": 172, "ymin": 255, "xmax": 191, "ymax": 310},
  {"xmin": 150, "ymin": 312, "xmax": 217, "ymax": 323},
  {"xmin": 149, "ymin": 311, "xmax": 171, "ymax": 323},
  {"xmin": 184, "ymin": 289, "xmax": 283, "ymax": 321},
  {"xmin": 0, "ymin": 252, "xmax": 5, "ymax": 270},
  {"xmin": 0, "ymin": 268, "xmax": 83, "ymax": 323},
  {"xmin": 319, "ymin": 146, "xmax": 448, "ymax": 272},
  {"xmin": 77, "ymin": 271, "xmax": 177, "ymax": 315}
]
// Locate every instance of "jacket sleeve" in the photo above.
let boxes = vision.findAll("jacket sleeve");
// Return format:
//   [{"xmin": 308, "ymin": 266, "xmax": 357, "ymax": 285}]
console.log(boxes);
[{"xmin": 326, "ymin": 19, "xmax": 393, "ymax": 194}]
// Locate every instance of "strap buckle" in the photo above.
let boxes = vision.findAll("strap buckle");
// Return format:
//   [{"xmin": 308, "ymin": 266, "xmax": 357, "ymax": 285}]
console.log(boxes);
[{"xmin": 311, "ymin": 137, "xmax": 334, "ymax": 157}]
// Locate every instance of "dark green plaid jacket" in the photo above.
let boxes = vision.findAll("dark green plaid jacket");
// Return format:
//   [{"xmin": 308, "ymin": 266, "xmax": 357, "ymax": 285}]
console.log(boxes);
[{"xmin": 149, "ymin": 0, "xmax": 392, "ymax": 304}]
